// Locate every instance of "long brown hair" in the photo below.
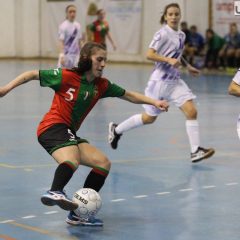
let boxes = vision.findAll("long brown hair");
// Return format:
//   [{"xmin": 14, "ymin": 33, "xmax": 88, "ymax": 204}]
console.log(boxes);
[
  {"xmin": 72, "ymin": 42, "xmax": 106, "ymax": 74},
  {"xmin": 160, "ymin": 3, "xmax": 181, "ymax": 24}
]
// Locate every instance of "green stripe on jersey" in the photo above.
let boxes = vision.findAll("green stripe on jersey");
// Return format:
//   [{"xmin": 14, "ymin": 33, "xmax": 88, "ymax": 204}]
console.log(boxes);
[
  {"xmin": 71, "ymin": 76, "xmax": 97, "ymax": 130},
  {"xmin": 39, "ymin": 68, "xmax": 62, "ymax": 91}
]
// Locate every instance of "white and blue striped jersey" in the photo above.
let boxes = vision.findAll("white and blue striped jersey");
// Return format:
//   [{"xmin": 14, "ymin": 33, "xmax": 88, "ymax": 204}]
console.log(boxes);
[
  {"xmin": 58, "ymin": 20, "xmax": 82, "ymax": 55},
  {"xmin": 233, "ymin": 68, "xmax": 240, "ymax": 85},
  {"xmin": 149, "ymin": 24, "xmax": 185, "ymax": 82}
]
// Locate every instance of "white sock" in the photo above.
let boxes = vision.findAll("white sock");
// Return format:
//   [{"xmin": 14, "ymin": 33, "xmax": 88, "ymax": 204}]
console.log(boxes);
[
  {"xmin": 186, "ymin": 120, "xmax": 200, "ymax": 153},
  {"xmin": 237, "ymin": 114, "xmax": 240, "ymax": 139},
  {"xmin": 115, "ymin": 114, "xmax": 143, "ymax": 134}
]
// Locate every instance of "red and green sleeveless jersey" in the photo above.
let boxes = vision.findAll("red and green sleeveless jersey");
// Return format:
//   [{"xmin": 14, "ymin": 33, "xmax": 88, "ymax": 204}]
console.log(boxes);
[
  {"xmin": 37, "ymin": 68, "xmax": 125, "ymax": 136},
  {"xmin": 89, "ymin": 20, "xmax": 109, "ymax": 44}
]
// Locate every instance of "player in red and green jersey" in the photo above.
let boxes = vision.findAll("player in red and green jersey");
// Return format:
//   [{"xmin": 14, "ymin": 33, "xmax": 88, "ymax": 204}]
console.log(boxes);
[
  {"xmin": 88, "ymin": 9, "xmax": 116, "ymax": 50},
  {"xmin": 0, "ymin": 42, "xmax": 168, "ymax": 226}
]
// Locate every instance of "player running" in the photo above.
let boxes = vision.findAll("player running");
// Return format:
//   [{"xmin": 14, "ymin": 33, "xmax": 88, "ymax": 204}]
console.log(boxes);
[
  {"xmin": 58, "ymin": 4, "xmax": 84, "ymax": 68},
  {"xmin": 0, "ymin": 42, "xmax": 168, "ymax": 226},
  {"xmin": 108, "ymin": 3, "xmax": 215, "ymax": 163}
]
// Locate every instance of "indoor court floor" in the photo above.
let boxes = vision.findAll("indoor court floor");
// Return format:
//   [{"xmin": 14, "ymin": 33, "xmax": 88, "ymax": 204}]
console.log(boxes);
[{"xmin": 0, "ymin": 60, "xmax": 240, "ymax": 240}]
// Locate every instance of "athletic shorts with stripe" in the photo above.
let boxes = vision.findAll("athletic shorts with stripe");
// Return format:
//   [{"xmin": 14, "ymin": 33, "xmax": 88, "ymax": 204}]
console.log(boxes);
[{"xmin": 38, "ymin": 123, "xmax": 88, "ymax": 155}]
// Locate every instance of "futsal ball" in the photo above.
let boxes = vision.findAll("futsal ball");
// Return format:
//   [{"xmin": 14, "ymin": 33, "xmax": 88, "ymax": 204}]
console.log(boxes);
[{"xmin": 72, "ymin": 188, "xmax": 102, "ymax": 220}]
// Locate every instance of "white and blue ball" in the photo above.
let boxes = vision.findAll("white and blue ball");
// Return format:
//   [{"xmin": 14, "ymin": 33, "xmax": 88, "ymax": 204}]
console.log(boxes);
[{"xmin": 73, "ymin": 188, "xmax": 102, "ymax": 220}]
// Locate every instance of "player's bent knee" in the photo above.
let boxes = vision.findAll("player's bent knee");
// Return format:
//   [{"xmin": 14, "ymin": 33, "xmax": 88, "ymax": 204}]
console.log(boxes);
[
  {"xmin": 94, "ymin": 156, "xmax": 111, "ymax": 171},
  {"xmin": 142, "ymin": 115, "xmax": 157, "ymax": 124},
  {"xmin": 188, "ymin": 109, "xmax": 197, "ymax": 119},
  {"xmin": 102, "ymin": 157, "xmax": 111, "ymax": 170}
]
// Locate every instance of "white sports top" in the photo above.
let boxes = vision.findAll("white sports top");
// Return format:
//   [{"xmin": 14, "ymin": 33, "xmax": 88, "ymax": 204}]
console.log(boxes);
[
  {"xmin": 149, "ymin": 24, "xmax": 185, "ymax": 82},
  {"xmin": 58, "ymin": 19, "xmax": 82, "ymax": 55}
]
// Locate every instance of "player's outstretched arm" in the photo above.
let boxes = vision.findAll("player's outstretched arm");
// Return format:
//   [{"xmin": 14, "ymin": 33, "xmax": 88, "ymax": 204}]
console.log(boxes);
[
  {"xmin": 228, "ymin": 81, "xmax": 240, "ymax": 97},
  {"xmin": 146, "ymin": 48, "xmax": 181, "ymax": 68},
  {"xmin": 120, "ymin": 90, "xmax": 169, "ymax": 112},
  {"xmin": 0, "ymin": 70, "xmax": 39, "ymax": 97}
]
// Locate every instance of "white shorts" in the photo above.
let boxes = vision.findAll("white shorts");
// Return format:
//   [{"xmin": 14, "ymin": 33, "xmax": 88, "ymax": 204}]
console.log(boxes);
[
  {"xmin": 57, "ymin": 54, "xmax": 79, "ymax": 69},
  {"xmin": 143, "ymin": 79, "xmax": 196, "ymax": 116}
]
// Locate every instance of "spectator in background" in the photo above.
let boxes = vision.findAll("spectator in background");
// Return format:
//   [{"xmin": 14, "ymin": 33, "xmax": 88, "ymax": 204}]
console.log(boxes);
[
  {"xmin": 236, "ymin": 44, "xmax": 240, "ymax": 68},
  {"xmin": 88, "ymin": 9, "xmax": 116, "ymax": 50},
  {"xmin": 204, "ymin": 29, "xmax": 225, "ymax": 69},
  {"xmin": 181, "ymin": 21, "xmax": 190, "ymax": 45},
  {"xmin": 218, "ymin": 23, "xmax": 240, "ymax": 69},
  {"xmin": 57, "ymin": 5, "xmax": 85, "ymax": 68},
  {"xmin": 184, "ymin": 25, "xmax": 204, "ymax": 66}
]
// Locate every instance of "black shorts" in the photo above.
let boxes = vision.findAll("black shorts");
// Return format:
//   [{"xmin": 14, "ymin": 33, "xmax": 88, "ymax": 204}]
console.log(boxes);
[{"xmin": 38, "ymin": 123, "xmax": 88, "ymax": 155}]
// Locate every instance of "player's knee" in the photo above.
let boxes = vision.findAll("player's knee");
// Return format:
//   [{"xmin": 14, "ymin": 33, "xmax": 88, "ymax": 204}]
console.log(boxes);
[
  {"xmin": 95, "ymin": 155, "xmax": 111, "ymax": 171},
  {"xmin": 103, "ymin": 157, "xmax": 111, "ymax": 170},
  {"xmin": 187, "ymin": 108, "xmax": 197, "ymax": 119},
  {"xmin": 142, "ymin": 115, "xmax": 157, "ymax": 124}
]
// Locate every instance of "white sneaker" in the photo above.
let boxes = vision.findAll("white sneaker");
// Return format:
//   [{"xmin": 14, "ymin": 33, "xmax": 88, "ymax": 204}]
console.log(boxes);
[
  {"xmin": 191, "ymin": 147, "xmax": 215, "ymax": 163},
  {"xmin": 41, "ymin": 190, "xmax": 78, "ymax": 211},
  {"xmin": 108, "ymin": 122, "xmax": 122, "ymax": 149}
]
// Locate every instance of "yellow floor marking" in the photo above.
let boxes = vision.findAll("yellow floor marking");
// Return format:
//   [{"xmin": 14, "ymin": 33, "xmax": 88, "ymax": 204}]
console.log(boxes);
[
  {"xmin": 9, "ymin": 221, "xmax": 78, "ymax": 240},
  {"xmin": 0, "ymin": 164, "xmax": 17, "ymax": 169},
  {"xmin": 0, "ymin": 163, "xmax": 55, "ymax": 169},
  {"xmin": 0, "ymin": 234, "xmax": 17, "ymax": 240}
]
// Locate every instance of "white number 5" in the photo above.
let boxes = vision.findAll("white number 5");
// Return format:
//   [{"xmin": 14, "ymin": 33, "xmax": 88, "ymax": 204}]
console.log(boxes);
[{"xmin": 65, "ymin": 88, "xmax": 75, "ymax": 101}]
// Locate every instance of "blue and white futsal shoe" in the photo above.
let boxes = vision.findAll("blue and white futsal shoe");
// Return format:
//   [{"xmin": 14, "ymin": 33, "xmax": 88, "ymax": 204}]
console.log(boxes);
[
  {"xmin": 66, "ymin": 211, "xmax": 103, "ymax": 226},
  {"xmin": 41, "ymin": 190, "xmax": 78, "ymax": 211}
]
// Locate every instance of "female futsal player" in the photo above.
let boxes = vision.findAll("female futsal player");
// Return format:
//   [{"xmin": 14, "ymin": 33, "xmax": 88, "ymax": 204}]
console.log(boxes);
[
  {"xmin": 88, "ymin": 9, "xmax": 116, "ymax": 50},
  {"xmin": 108, "ymin": 3, "xmax": 215, "ymax": 163},
  {"xmin": 0, "ymin": 42, "xmax": 168, "ymax": 226},
  {"xmin": 58, "ymin": 5, "xmax": 84, "ymax": 68}
]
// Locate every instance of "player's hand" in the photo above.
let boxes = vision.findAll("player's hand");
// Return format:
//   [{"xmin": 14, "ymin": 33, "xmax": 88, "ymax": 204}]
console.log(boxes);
[
  {"xmin": 0, "ymin": 86, "xmax": 9, "ymax": 97},
  {"xmin": 154, "ymin": 99, "xmax": 169, "ymax": 112},
  {"xmin": 167, "ymin": 58, "xmax": 181, "ymax": 68},
  {"xmin": 187, "ymin": 64, "xmax": 200, "ymax": 77}
]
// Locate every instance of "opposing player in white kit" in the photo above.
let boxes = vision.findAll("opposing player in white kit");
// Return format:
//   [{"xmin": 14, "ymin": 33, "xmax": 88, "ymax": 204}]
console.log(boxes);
[
  {"xmin": 108, "ymin": 3, "xmax": 215, "ymax": 162},
  {"xmin": 228, "ymin": 69, "xmax": 240, "ymax": 138},
  {"xmin": 58, "ymin": 5, "xmax": 84, "ymax": 68}
]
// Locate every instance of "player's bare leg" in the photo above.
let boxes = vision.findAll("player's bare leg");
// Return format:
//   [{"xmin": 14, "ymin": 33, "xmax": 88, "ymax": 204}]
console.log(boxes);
[{"xmin": 180, "ymin": 100, "xmax": 215, "ymax": 162}]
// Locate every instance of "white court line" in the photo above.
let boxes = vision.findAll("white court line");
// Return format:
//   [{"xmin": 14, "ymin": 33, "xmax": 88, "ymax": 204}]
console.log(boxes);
[
  {"xmin": 22, "ymin": 215, "xmax": 36, "ymax": 219},
  {"xmin": 44, "ymin": 211, "xmax": 59, "ymax": 215},
  {"xmin": 179, "ymin": 188, "xmax": 193, "ymax": 192},
  {"xmin": 2, "ymin": 181, "xmax": 237, "ymax": 222},
  {"xmin": 111, "ymin": 199, "xmax": 126, "ymax": 202},
  {"xmin": 156, "ymin": 192, "xmax": 171, "ymax": 195},
  {"xmin": 133, "ymin": 195, "xmax": 148, "ymax": 198},
  {"xmin": 202, "ymin": 185, "xmax": 216, "ymax": 189},
  {"xmin": 225, "ymin": 182, "xmax": 238, "ymax": 186},
  {"xmin": 0, "ymin": 220, "xmax": 15, "ymax": 224}
]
